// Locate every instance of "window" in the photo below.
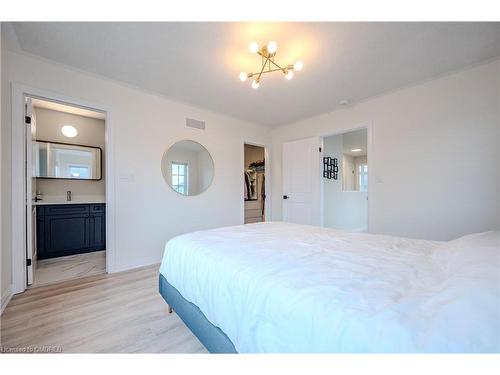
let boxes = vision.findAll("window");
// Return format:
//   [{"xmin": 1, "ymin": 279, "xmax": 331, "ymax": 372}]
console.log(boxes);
[
  {"xmin": 358, "ymin": 164, "xmax": 368, "ymax": 192},
  {"xmin": 68, "ymin": 165, "xmax": 90, "ymax": 178},
  {"xmin": 171, "ymin": 162, "xmax": 188, "ymax": 195}
]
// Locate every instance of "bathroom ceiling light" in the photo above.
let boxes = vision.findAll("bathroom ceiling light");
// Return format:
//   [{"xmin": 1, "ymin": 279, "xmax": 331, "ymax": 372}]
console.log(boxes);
[
  {"xmin": 61, "ymin": 125, "xmax": 78, "ymax": 138},
  {"xmin": 239, "ymin": 41, "xmax": 303, "ymax": 89},
  {"xmin": 351, "ymin": 148, "xmax": 362, "ymax": 152}
]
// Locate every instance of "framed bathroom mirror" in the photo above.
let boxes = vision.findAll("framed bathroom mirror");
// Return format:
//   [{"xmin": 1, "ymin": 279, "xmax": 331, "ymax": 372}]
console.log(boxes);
[
  {"xmin": 161, "ymin": 140, "xmax": 214, "ymax": 196},
  {"xmin": 34, "ymin": 141, "xmax": 102, "ymax": 180}
]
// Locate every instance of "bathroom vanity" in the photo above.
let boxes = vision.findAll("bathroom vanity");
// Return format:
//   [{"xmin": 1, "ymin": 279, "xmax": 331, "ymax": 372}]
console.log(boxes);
[{"xmin": 36, "ymin": 202, "xmax": 106, "ymax": 259}]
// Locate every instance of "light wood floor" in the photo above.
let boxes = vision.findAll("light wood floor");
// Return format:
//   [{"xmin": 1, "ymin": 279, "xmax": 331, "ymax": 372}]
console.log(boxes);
[
  {"xmin": 33, "ymin": 250, "xmax": 106, "ymax": 287},
  {"xmin": 0, "ymin": 265, "xmax": 207, "ymax": 353}
]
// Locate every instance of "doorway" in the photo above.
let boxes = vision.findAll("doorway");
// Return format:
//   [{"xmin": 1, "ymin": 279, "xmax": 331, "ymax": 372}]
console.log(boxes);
[
  {"xmin": 26, "ymin": 97, "xmax": 107, "ymax": 287},
  {"xmin": 321, "ymin": 128, "xmax": 369, "ymax": 232},
  {"xmin": 10, "ymin": 83, "xmax": 115, "ymax": 295},
  {"xmin": 244, "ymin": 144, "xmax": 266, "ymax": 224}
]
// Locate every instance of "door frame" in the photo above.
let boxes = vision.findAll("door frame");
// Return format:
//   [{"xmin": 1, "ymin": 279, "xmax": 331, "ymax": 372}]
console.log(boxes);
[
  {"xmin": 318, "ymin": 121, "xmax": 373, "ymax": 231},
  {"xmin": 10, "ymin": 83, "xmax": 116, "ymax": 294},
  {"xmin": 241, "ymin": 141, "xmax": 271, "ymax": 224}
]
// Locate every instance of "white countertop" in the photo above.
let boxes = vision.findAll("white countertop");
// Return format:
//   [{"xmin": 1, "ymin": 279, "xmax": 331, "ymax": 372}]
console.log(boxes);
[{"xmin": 34, "ymin": 196, "xmax": 106, "ymax": 205}]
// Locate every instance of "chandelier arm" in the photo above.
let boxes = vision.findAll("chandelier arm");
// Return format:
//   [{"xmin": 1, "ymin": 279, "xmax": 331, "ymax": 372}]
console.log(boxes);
[
  {"xmin": 256, "ymin": 56, "xmax": 271, "ymax": 82},
  {"xmin": 257, "ymin": 51, "xmax": 287, "ymax": 73},
  {"xmin": 268, "ymin": 59, "xmax": 287, "ymax": 73},
  {"xmin": 248, "ymin": 67, "xmax": 287, "ymax": 76}
]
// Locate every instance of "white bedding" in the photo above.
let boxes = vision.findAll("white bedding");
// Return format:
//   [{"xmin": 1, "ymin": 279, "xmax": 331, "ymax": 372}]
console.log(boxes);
[{"xmin": 159, "ymin": 222, "xmax": 500, "ymax": 353}]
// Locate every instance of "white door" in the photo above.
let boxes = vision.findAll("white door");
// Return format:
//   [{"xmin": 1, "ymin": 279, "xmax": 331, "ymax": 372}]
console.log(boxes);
[
  {"xmin": 282, "ymin": 137, "xmax": 321, "ymax": 225},
  {"xmin": 25, "ymin": 98, "xmax": 37, "ymax": 285}
]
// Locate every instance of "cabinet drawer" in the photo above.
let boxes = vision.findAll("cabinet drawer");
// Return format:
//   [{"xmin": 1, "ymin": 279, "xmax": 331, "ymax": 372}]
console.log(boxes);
[
  {"xmin": 44, "ymin": 204, "xmax": 90, "ymax": 216},
  {"xmin": 90, "ymin": 204, "xmax": 105, "ymax": 213}
]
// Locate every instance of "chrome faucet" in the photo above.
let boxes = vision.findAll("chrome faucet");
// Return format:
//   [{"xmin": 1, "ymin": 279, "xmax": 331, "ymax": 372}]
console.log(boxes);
[{"xmin": 66, "ymin": 191, "xmax": 72, "ymax": 202}]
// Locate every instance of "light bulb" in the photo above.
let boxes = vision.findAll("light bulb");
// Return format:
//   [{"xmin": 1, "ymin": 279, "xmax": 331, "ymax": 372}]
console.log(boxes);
[
  {"xmin": 239, "ymin": 72, "xmax": 248, "ymax": 82},
  {"xmin": 249, "ymin": 41, "xmax": 259, "ymax": 54},
  {"xmin": 61, "ymin": 125, "xmax": 78, "ymax": 138},
  {"xmin": 267, "ymin": 41, "xmax": 278, "ymax": 54},
  {"xmin": 293, "ymin": 60, "xmax": 304, "ymax": 71},
  {"xmin": 285, "ymin": 71, "xmax": 294, "ymax": 80},
  {"xmin": 251, "ymin": 80, "xmax": 260, "ymax": 89}
]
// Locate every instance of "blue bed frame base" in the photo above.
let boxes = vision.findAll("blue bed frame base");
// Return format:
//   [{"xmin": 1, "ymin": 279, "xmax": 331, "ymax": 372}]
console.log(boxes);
[{"xmin": 158, "ymin": 274, "xmax": 237, "ymax": 353}]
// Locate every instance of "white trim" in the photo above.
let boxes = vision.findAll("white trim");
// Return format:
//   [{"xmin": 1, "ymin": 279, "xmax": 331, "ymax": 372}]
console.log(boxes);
[
  {"xmin": 1, "ymin": 285, "xmax": 13, "ymax": 315},
  {"xmin": 319, "ymin": 121, "xmax": 373, "ymax": 232},
  {"xmin": 10, "ymin": 83, "xmax": 116, "ymax": 294},
  {"xmin": 241, "ymin": 141, "xmax": 271, "ymax": 225},
  {"xmin": 319, "ymin": 137, "xmax": 325, "ymax": 227}
]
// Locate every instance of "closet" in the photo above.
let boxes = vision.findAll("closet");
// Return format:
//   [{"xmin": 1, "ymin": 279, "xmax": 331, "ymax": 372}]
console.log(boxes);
[{"xmin": 244, "ymin": 144, "xmax": 265, "ymax": 224}]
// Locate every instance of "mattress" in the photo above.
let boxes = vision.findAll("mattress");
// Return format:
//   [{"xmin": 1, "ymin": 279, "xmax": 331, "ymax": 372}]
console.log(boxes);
[{"xmin": 159, "ymin": 222, "xmax": 500, "ymax": 353}]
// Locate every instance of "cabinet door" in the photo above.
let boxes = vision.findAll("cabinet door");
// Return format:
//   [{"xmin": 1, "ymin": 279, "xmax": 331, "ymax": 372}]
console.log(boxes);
[
  {"xmin": 36, "ymin": 215, "xmax": 45, "ymax": 258},
  {"xmin": 89, "ymin": 212, "xmax": 106, "ymax": 249},
  {"xmin": 43, "ymin": 214, "xmax": 89, "ymax": 259}
]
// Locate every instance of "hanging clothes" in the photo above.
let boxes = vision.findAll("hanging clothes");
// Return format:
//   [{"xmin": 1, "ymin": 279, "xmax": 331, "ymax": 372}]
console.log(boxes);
[
  {"xmin": 244, "ymin": 172, "xmax": 251, "ymax": 200},
  {"xmin": 260, "ymin": 174, "xmax": 266, "ymax": 217}
]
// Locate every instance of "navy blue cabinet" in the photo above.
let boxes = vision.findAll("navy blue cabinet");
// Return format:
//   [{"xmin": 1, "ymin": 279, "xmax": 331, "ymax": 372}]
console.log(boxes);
[{"xmin": 36, "ymin": 203, "xmax": 106, "ymax": 259}]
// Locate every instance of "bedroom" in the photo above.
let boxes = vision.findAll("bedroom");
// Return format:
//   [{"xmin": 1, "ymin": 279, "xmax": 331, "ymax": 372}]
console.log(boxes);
[{"xmin": 0, "ymin": 2, "xmax": 499, "ymax": 374}]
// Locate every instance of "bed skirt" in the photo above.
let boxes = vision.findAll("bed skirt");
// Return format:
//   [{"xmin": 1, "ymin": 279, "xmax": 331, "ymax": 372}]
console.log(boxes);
[{"xmin": 158, "ymin": 273, "xmax": 237, "ymax": 353}]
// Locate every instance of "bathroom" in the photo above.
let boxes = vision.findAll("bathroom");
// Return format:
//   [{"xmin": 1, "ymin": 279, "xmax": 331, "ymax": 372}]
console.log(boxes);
[{"xmin": 29, "ymin": 98, "xmax": 106, "ymax": 286}]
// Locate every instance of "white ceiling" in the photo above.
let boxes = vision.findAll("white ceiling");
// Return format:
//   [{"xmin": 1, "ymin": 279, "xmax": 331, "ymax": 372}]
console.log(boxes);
[{"xmin": 9, "ymin": 22, "xmax": 500, "ymax": 127}]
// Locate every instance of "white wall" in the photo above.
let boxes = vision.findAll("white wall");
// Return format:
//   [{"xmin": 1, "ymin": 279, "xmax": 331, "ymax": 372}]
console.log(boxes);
[
  {"xmin": 34, "ymin": 107, "xmax": 106, "ymax": 200},
  {"xmin": 272, "ymin": 60, "xmax": 500, "ymax": 241},
  {"xmin": 1, "ymin": 49, "xmax": 270, "ymax": 282},
  {"xmin": 323, "ymin": 135, "xmax": 368, "ymax": 231}
]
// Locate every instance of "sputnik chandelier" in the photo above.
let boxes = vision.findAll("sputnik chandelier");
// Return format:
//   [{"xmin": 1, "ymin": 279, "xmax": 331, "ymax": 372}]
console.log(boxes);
[{"xmin": 239, "ymin": 41, "xmax": 303, "ymax": 89}]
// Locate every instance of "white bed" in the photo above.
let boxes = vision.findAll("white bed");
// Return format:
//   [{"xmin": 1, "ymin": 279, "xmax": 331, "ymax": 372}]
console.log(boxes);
[{"xmin": 159, "ymin": 222, "xmax": 500, "ymax": 353}]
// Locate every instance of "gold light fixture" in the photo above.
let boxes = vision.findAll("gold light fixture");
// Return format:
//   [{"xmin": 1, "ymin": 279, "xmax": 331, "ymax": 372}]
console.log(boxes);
[{"xmin": 240, "ymin": 41, "xmax": 303, "ymax": 89}]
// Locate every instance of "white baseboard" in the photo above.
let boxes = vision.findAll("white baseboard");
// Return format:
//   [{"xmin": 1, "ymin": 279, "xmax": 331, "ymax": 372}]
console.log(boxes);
[
  {"xmin": 112, "ymin": 259, "xmax": 161, "ymax": 274},
  {"xmin": 1, "ymin": 285, "xmax": 13, "ymax": 315}
]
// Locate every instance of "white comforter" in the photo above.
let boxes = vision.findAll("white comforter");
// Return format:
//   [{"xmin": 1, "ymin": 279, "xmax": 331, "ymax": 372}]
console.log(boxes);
[{"xmin": 159, "ymin": 222, "xmax": 500, "ymax": 353}]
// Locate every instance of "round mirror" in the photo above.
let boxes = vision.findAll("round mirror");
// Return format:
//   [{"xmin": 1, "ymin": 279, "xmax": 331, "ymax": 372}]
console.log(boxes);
[{"xmin": 161, "ymin": 140, "xmax": 214, "ymax": 196}]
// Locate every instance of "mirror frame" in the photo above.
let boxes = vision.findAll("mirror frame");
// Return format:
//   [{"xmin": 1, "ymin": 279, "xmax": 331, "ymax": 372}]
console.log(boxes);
[
  {"xmin": 161, "ymin": 139, "xmax": 215, "ymax": 197},
  {"xmin": 34, "ymin": 140, "xmax": 103, "ymax": 181}
]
